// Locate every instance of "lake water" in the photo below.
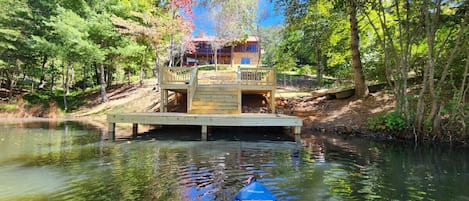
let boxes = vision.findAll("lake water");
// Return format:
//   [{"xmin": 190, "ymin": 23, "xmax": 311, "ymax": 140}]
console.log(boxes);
[{"xmin": 0, "ymin": 121, "xmax": 468, "ymax": 201}]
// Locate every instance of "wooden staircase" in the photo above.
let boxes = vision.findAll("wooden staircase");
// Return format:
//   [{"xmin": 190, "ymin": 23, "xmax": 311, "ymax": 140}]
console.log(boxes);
[
  {"xmin": 189, "ymin": 85, "xmax": 240, "ymax": 114},
  {"xmin": 160, "ymin": 67, "xmax": 276, "ymax": 114}
]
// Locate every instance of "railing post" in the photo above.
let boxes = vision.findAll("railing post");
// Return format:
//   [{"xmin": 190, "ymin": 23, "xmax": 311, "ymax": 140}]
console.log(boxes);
[{"xmin": 237, "ymin": 66, "xmax": 241, "ymax": 84}]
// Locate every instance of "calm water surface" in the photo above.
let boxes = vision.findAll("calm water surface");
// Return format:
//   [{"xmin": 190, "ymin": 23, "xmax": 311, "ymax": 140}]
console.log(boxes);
[{"xmin": 0, "ymin": 121, "xmax": 468, "ymax": 201}]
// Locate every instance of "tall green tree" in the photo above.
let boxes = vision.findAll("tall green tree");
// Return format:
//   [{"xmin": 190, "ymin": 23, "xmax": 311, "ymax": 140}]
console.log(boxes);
[
  {"xmin": 0, "ymin": 0, "xmax": 31, "ymax": 100},
  {"xmin": 274, "ymin": 0, "xmax": 368, "ymax": 95}
]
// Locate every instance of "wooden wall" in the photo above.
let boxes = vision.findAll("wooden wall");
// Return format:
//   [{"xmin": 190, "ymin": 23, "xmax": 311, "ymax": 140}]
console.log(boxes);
[{"xmin": 233, "ymin": 52, "xmax": 259, "ymax": 65}]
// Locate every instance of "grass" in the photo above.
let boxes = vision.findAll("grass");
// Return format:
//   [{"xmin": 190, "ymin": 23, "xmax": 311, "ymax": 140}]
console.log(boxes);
[{"xmin": 0, "ymin": 104, "xmax": 18, "ymax": 111}]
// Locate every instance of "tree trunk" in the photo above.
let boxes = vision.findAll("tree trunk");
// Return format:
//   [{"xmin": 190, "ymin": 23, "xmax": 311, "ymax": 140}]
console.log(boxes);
[
  {"xmin": 106, "ymin": 64, "xmax": 112, "ymax": 87},
  {"xmin": 140, "ymin": 48, "xmax": 147, "ymax": 86},
  {"xmin": 231, "ymin": 45, "xmax": 235, "ymax": 67},
  {"xmin": 49, "ymin": 61, "xmax": 55, "ymax": 99},
  {"xmin": 63, "ymin": 62, "xmax": 70, "ymax": 111},
  {"xmin": 283, "ymin": 73, "xmax": 286, "ymax": 87},
  {"xmin": 256, "ymin": 32, "xmax": 261, "ymax": 67},
  {"xmin": 100, "ymin": 63, "xmax": 108, "ymax": 103},
  {"xmin": 423, "ymin": 0, "xmax": 441, "ymax": 136},
  {"xmin": 139, "ymin": 66, "xmax": 144, "ymax": 86},
  {"xmin": 214, "ymin": 50, "xmax": 218, "ymax": 71},
  {"xmin": 39, "ymin": 56, "xmax": 48, "ymax": 89},
  {"xmin": 127, "ymin": 68, "xmax": 131, "ymax": 85},
  {"xmin": 180, "ymin": 42, "xmax": 184, "ymax": 68},
  {"xmin": 349, "ymin": 0, "xmax": 368, "ymax": 98},
  {"xmin": 82, "ymin": 65, "xmax": 86, "ymax": 92},
  {"xmin": 94, "ymin": 62, "xmax": 100, "ymax": 86},
  {"xmin": 168, "ymin": 36, "xmax": 174, "ymax": 68},
  {"xmin": 155, "ymin": 47, "xmax": 161, "ymax": 88},
  {"xmin": 315, "ymin": 41, "xmax": 323, "ymax": 86},
  {"xmin": 65, "ymin": 62, "xmax": 70, "ymax": 95},
  {"xmin": 8, "ymin": 75, "xmax": 15, "ymax": 102}
]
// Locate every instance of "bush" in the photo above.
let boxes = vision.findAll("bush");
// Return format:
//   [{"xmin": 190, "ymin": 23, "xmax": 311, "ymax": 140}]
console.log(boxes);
[
  {"xmin": 0, "ymin": 104, "xmax": 17, "ymax": 111},
  {"xmin": 384, "ymin": 111, "xmax": 406, "ymax": 132},
  {"xmin": 367, "ymin": 113, "xmax": 387, "ymax": 131},
  {"xmin": 367, "ymin": 111, "xmax": 406, "ymax": 132}
]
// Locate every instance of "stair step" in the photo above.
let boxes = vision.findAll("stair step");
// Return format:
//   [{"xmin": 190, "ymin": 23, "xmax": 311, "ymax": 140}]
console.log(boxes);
[
  {"xmin": 192, "ymin": 100, "xmax": 238, "ymax": 106},
  {"xmin": 196, "ymin": 87, "xmax": 238, "ymax": 92},
  {"xmin": 191, "ymin": 105, "xmax": 238, "ymax": 110},
  {"xmin": 188, "ymin": 109, "xmax": 240, "ymax": 114},
  {"xmin": 194, "ymin": 97, "xmax": 237, "ymax": 102}
]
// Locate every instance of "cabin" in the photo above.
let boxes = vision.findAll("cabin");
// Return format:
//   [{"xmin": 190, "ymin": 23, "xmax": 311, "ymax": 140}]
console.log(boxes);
[{"xmin": 184, "ymin": 33, "xmax": 260, "ymax": 66}]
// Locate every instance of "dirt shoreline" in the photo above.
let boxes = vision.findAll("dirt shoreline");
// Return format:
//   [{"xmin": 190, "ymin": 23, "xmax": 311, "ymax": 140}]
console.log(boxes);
[{"xmin": 1, "ymin": 82, "xmax": 465, "ymax": 146}]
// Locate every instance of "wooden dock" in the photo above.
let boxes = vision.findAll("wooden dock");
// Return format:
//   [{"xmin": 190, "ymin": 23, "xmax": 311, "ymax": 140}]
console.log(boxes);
[
  {"xmin": 107, "ymin": 113, "xmax": 303, "ymax": 141},
  {"xmin": 107, "ymin": 66, "xmax": 303, "ymax": 141}
]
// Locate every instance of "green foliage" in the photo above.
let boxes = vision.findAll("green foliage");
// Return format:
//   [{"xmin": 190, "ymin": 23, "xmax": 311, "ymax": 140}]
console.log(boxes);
[
  {"xmin": 297, "ymin": 64, "xmax": 316, "ymax": 76},
  {"xmin": 368, "ymin": 111, "xmax": 406, "ymax": 132},
  {"xmin": 0, "ymin": 104, "xmax": 17, "ymax": 111},
  {"xmin": 23, "ymin": 89, "xmax": 87, "ymax": 112},
  {"xmin": 384, "ymin": 111, "xmax": 406, "ymax": 132},
  {"xmin": 367, "ymin": 113, "xmax": 387, "ymax": 131}
]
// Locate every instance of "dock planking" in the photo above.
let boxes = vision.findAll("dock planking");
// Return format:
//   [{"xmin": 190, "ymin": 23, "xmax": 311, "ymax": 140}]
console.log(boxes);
[{"xmin": 107, "ymin": 112, "xmax": 303, "ymax": 141}]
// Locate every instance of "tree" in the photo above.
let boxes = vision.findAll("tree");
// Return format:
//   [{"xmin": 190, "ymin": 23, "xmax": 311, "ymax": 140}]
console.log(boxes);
[
  {"xmin": 274, "ymin": 0, "xmax": 368, "ymax": 95},
  {"xmin": 203, "ymin": 0, "xmax": 258, "ymax": 67},
  {"xmin": 47, "ymin": 7, "xmax": 104, "ymax": 108},
  {"xmin": 0, "ymin": 0, "xmax": 31, "ymax": 100},
  {"xmin": 348, "ymin": 0, "xmax": 368, "ymax": 97},
  {"xmin": 209, "ymin": 36, "xmax": 229, "ymax": 71}
]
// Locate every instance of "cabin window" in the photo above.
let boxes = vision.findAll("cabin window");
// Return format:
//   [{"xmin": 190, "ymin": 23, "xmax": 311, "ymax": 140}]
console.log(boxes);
[
  {"xmin": 241, "ymin": 58, "xmax": 250, "ymax": 64},
  {"xmin": 247, "ymin": 44, "xmax": 257, "ymax": 52}
]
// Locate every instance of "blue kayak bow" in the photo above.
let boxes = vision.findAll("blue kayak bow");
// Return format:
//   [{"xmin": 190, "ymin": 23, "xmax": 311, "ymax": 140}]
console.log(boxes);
[{"xmin": 231, "ymin": 177, "xmax": 278, "ymax": 201}]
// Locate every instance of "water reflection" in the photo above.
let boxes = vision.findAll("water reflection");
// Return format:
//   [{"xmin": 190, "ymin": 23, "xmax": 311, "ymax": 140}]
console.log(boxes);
[{"xmin": 0, "ymin": 121, "xmax": 469, "ymax": 201}]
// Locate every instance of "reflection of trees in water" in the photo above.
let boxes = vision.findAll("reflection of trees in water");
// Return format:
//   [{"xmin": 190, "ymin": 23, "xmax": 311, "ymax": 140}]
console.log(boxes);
[
  {"xmin": 307, "ymin": 134, "xmax": 469, "ymax": 201},
  {"xmin": 4, "ymin": 123, "xmax": 469, "ymax": 201}
]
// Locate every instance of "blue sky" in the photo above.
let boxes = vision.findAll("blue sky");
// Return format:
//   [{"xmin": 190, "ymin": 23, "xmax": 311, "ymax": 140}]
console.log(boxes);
[{"xmin": 192, "ymin": 0, "xmax": 284, "ymax": 36}]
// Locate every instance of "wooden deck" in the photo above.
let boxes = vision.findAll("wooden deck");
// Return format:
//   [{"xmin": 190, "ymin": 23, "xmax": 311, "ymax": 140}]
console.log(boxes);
[
  {"xmin": 107, "ymin": 113, "xmax": 303, "ymax": 141},
  {"xmin": 159, "ymin": 66, "xmax": 276, "ymax": 114},
  {"xmin": 107, "ymin": 66, "xmax": 303, "ymax": 141}
]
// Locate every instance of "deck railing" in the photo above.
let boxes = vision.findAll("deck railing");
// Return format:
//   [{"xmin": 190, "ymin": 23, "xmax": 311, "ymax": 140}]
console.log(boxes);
[
  {"xmin": 161, "ymin": 67, "xmax": 196, "ymax": 84},
  {"xmin": 237, "ymin": 67, "xmax": 276, "ymax": 86},
  {"xmin": 187, "ymin": 67, "xmax": 198, "ymax": 111}
]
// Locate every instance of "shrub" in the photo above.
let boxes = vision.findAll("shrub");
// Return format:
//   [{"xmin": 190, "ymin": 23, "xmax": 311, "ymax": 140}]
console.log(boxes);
[
  {"xmin": 367, "ymin": 111, "xmax": 406, "ymax": 132},
  {"xmin": 384, "ymin": 111, "xmax": 406, "ymax": 132},
  {"xmin": 0, "ymin": 104, "xmax": 17, "ymax": 111},
  {"xmin": 367, "ymin": 113, "xmax": 387, "ymax": 131}
]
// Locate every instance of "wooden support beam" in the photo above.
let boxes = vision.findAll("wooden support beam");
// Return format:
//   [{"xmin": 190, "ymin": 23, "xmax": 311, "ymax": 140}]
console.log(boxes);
[
  {"xmin": 201, "ymin": 125, "xmax": 208, "ymax": 141},
  {"xmin": 238, "ymin": 88, "xmax": 242, "ymax": 113},
  {"xmin": 132, "ymin": 123, "xmax": 138, "ymax": 138},
  {"xmin": 293, "ymin": 126, "xmax": 301, "ymax": 143},
  {"xmin": 108, "ymin": 123, "xmax": 116, "ymax": 141},
  {"xmin": 160, "ymin": 90, "xmax": 168, "ymax": 112},
  {"xmin": 270, "ymin": 90, "xmax": 276, "ymax": 113},
  {"xmin": 160, "ymin": 90, "xmax": 165, "ymax": 112}
]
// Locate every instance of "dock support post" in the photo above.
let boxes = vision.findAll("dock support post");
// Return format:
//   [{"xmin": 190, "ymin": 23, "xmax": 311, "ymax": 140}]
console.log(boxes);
[
  {"xmin": 108, "ymin": 123, "xmax": 116, "ymax": 141},
  {"xmin": 160, "ymin": 89, "xmax": 168, "ymax": 112},
  {"xmin": 132, "ymin": 123, "xmax": 138, "ymax": 138},
  {"xmin": 293, "ymin": 126, "xmax": 301, "ymax": 143},
  {"xmin": 270, "ymin": 90, "xmax": 275, "ymax": 113},
  {"xmin": 201, "ymin": 125, "xmax": 207, "ymax": 141}
]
